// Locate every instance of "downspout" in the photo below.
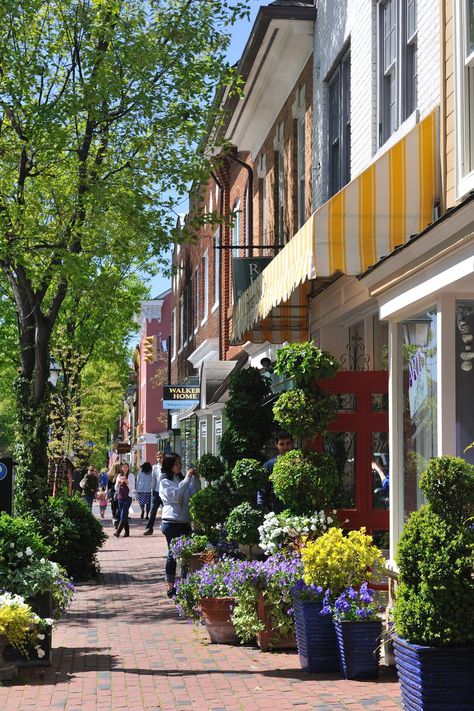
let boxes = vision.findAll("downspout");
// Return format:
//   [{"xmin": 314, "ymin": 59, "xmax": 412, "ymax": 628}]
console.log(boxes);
[
  {"xmin": 211, "ymin": 170, "xmax": 225, "ymax": 360},
  {"xmin": 439, "ymin": 0, "xmax": 447, "ymax": 214}
]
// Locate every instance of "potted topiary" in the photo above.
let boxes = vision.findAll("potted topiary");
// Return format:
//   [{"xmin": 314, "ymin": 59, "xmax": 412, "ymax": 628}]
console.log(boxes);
[
  {"xmin": 270, "ymin": 450, "xmax": 338, "ymax": 515},
  {"xmin": 231, "ymin": 458, "xmax": 267, "ymax": 499},
  {"xmin": 188, "ymin": 484, "xmax": 232, "ymax": 538},
  {"xmin": 225, "ymin": 502, "xmax": 264, "ymax": 559},
  {"xmin": 195, "ymin": 454, "xmax": 226, "ymax": 484},
  {"xmin": 273, "ymin": 389, "xmax": 337, "ymax": 440},
  {"xmin": 274, "ymin": 341, "xmax": 339, "ymax": 387},
  {"xmin": 297, "ymin": 527, "xmax": 384, "ymax": 676},
  {"xmin": 392, "ymin": 456, "xmax": 474, "ymax": 710}
]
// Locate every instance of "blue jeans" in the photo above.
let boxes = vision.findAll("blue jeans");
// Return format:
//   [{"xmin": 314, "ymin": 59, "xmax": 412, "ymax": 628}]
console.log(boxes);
[
  {"xmin": 83, "ymin": 494, "xmax": 94, "ymax": 510},
  {"xmin": 118, "ymin": 498, "xmax": 131, "ymax": 524},
  {"xmin": 160, "ymin": 521, "xmax": 192, "ymax": 582}
]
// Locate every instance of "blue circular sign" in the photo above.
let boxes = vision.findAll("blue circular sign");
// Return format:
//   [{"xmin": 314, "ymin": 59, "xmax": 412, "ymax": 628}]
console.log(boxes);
[{"xmin": 0, "ymin": 462, "xmax": 7, "ymax": 481}]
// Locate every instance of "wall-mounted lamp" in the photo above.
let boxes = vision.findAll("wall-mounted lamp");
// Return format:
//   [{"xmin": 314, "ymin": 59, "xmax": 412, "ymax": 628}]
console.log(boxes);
[{"xmin": 402, "ymin": 318, "xmax": 432, "ymax": 348}]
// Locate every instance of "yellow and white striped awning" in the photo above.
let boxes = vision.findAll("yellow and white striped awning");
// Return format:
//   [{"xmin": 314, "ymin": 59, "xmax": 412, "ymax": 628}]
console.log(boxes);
[{"xmin": 231, "ymin": 110, "xmax": 439, "ymax": 344}]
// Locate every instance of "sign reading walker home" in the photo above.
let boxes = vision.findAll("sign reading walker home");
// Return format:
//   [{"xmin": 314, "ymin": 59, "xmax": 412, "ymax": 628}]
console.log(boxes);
[
  {"xmin": 232, "ymin": 257, "xmax": 272, "ymax": 303},
  {"xmin": 163, "ymin": 385, "xmax": 201, "ymax": 410}
]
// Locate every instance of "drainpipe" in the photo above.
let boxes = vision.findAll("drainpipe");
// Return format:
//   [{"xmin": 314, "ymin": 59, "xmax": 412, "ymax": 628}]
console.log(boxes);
[{"xmin": 211, "ymin": 170, "xmax": 225, "ymax": 360}]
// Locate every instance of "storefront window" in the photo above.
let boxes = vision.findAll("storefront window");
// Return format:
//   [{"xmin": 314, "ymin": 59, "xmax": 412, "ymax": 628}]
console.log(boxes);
[
  {"xmin": 373, "ymin": 317, "xmax": 389, "ymax": 370},
  {"xmin": 456, "ymin": 300, "xmax": 474, "ymax": 464},
  {"xmin": 402, "ymin": 309, "xmax": 437, "ymax": 519},
  {"xmin": 323, "ymin": 431, "xmax": 356, "ymax": 508},
  {"xmin": 180, "ymin": 416, "xmax": 198, "ymax": 470}
]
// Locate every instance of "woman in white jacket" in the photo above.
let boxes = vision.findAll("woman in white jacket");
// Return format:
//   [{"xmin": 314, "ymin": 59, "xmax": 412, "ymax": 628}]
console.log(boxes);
[{"xmin": 159, "ymin": 452, "xmax": 201, "ymax": 598}]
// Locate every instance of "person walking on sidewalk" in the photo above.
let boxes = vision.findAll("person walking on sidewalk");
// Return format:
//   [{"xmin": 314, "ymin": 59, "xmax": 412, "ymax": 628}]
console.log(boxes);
[
  {"xmin": 114, "ymin": 473, "xmax": 131, "ymax": 537},
  {"xmin": 159, "ymin": 453, "xmax": 201, "ymax": 598},
  {"xmin": 96, "ymin": 486, "xmax": 108, "ymax": 519},
  {"xmin": 80, "ymin": 466, "xmax": 99, "ymax": 510},
  {"xmin": 107, "ymin": 462, "xmax": 122, "ymax": 525},
  {"xmin": 136, "ymin": 461, "xmax": 153, "ymax": 519},
  {"xmin": 143, "ymin": 451, "xmax": 164, "ymax": 536}
]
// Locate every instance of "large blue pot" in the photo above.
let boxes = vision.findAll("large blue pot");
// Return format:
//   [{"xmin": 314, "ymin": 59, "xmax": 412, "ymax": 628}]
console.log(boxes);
[
  {"xmin": 292, "ymin": 597, "xmax": 339, "ymax": 673},
  {"xmin": 393, "ymin": 635, "xmax": 474, "ymax": 710},
  {"xmin": 334, "ymin": 619, "xmax": 382, "ymax": 680}
]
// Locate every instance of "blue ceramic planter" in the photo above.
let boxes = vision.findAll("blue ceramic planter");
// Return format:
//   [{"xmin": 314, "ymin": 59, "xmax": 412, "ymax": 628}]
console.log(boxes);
[
  {"xmin": 393, "ymin": 635, "xmax": 474, "ymax": 710},
  {"xmin": 292, "ymin": 597, "xmax": 340, "ymax": 673},
  {"xmin": 334, "ymin": 619, "xmax": 382, "ymax": 680}
]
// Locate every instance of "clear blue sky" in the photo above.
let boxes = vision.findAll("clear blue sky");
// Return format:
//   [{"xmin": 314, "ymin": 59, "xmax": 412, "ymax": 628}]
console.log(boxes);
[{"xmin": 148, "ymin": 0, "xmax": 263, "ymax": 298}]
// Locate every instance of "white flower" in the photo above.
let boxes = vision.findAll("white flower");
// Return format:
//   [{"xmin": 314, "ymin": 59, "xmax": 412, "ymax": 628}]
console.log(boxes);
[
  {"xmin": 37, "ymin": 634, "xmax": 45, "ymax": 641},
  {"xmin": 25, "ymin": 547, "xmax": 33, "ymax": 556},
  {"xmin": 9, "ymin": 542, "xmax": 14, "ymax": 548},
  {"xmin": 327, "ymin": 517, "xmax": 333, "ymax": 524},
  {"xmin": 40, "ymin": 558, "xmax": 46, "ymax": 564},
  {"xmin": 36, "ymin": 648, "xmax": 46, "ymax": 658},
  {"xmin": 16, "ymin": 551, "xmax": 23, "ymax": 558},
  {"xmin": 43, "ymin": 618, "xmax": 54, "ymax": 626},
  {"xmin": 310, "ymin": 525, "xmax": 316, "ymax": 531},
  {"xmin": 344, "ymin": 519, "xmax": 350, "ymax": 524}
]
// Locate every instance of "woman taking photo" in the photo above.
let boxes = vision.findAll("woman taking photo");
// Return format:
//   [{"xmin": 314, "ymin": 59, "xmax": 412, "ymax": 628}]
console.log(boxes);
[{"xmin": 159, "ymin": 453, "xmax": 201, "ymax": 598}]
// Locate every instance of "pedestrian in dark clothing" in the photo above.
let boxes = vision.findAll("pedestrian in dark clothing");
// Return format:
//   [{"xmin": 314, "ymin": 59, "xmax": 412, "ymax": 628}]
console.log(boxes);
[
  {"xmin": 107, "ymin": 462, "xmax": 122, "ymax": 525},
  {"xmin": 257, "ymin": 431, "xmax": 294, "ymax": 513},
  {"xmin": 136, "ymin": 461, "xmax": 153, "ymax": 519},
  {"xmin": 80, "ymin": 466, "xmax": 99, "ymax": 510}
]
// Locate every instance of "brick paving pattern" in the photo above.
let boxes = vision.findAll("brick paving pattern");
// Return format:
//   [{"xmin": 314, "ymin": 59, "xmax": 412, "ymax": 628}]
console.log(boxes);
[{"xmin": 0, "ymin": 509, "xmax": 402, "ymax": 710}]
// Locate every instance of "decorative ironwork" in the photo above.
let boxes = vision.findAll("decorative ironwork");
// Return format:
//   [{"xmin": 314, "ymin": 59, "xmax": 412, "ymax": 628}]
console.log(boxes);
[{"xmin": 340, "ymin": 334, "xmax": 370, "ymax": 372}]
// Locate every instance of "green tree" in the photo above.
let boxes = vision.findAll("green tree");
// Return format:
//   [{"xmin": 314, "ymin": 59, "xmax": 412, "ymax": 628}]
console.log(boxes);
[{"xmin": 0, "ymin": 0, "xmax": 247, "ymax": 511}]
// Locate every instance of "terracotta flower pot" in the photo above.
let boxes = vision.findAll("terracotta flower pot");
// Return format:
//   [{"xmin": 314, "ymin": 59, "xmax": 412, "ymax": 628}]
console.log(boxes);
[
  {"xmin": 256, "ymin": 592, "xmax": 297, "ymax": 652},
  {"xmin": 0, "ymin": 634, "xmax": 17, "ymax": 681},
  {"xmin": 187, "ymin": 551, "xmax": 215, "ymax": 574},
  {"xmin": 199, "ymin": 597, "xmax": 239, "ymax": 644}
]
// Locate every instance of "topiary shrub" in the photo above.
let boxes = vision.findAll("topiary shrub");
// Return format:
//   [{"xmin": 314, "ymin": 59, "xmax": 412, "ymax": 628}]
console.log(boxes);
[
  {"xmin": 195, "ymin": 453, "xmax": 226, "ymax": 484},
  {"xmin": 270, "ymin": 449, "xmax": 338, "ymax": 515},
  {"xmin": 188, "ymin": 485, "xmax": 232, "ymax": 538},
  {"xmin": 274, "ymin": 341, "xmax": 339, "ymax": 386},
  {"xmin": 225, "ymin": 502, "xmax": 264, "ymax": 546},
  {"xmin": 33, "ymin": 494, "xmax": 106, "ymax": 580},
  {"xmin": 272, "ymin": 388, "xmax": 337, "ymax": 439},
  {"xmin": 394, "ymin": 506, "xmax": 474, "ymax": 645},
  {"xmin": 232, "ymin": 458, "xmax": 267, "ymax": 496},
  {"xmin": 419, "ymin": 455, "xmax": 474, "ymax": 524}
]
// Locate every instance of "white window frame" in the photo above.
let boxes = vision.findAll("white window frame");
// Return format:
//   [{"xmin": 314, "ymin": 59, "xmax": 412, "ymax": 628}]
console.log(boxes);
[
  {"xmin": 194, "ymin": 266, "xmax": 199, "ymax": 334},
  {"xmin": 327, "ymin": 48, "xmax": 351, "ymax": 198},
  {"xmin": 212, "ymin": 229, "xmax": 220, "ymax": 312},
  {"xmin": 273, "ymin": 122, "xmax": 285, "ymax": 245},
  {"xmin": 378, "ymin": 0, "xmax": 418, "ymax": 147},
  {"xmin": 201, "ymin": 250, "xmax": 209, "ymax": 325},
  {"xmin": 171, "ymin": 308, "xmax": 177, "ymax": 361},
  {"xmin": 178, "ymin": 297, "xmax": 184, "ymax": 353},
  {"xmin": 297, "ymin": 115, "xmax": 306, "ymax": 227},
  {"xmin": 455, "ymin": 0, "xmax": 474, "ymax": 197},
  {"xmin": 257, "ymin": 154, "xmax": 267, "ymax": 247}
]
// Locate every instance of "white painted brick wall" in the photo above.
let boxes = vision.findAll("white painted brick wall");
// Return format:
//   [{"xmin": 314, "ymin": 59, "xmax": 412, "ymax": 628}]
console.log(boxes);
[{"xmin": 312, "ymin": 0, "xmax": 440, "ymax": 211}]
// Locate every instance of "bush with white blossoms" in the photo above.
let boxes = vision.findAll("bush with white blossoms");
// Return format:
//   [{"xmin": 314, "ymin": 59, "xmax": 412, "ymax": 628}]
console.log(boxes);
[{"xmin": 258, "ymin": 510, "xmax": 340, "ymax": 556}]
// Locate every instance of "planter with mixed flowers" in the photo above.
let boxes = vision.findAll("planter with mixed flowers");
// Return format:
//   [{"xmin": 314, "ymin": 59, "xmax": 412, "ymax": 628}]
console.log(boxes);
[
  {"xmin": 258, "ymin": 510, "xmax": 339, "ymax": 556},
  {"xmin": 0, "ymin": 592, "xmax": 53, "ymax": 679},
  {"xmin": 169, "ymin": 534, "xmax": 215, "ymax": 573},
  {"xmin": 290, "ymin": 580, "xmax": 339, "ymax": 673}
]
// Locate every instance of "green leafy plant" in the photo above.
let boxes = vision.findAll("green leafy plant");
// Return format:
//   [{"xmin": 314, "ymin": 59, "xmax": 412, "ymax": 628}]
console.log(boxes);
[
  {"xmin": 273, "ymin": 388, "xmax": 337, "ymax": 439},
  {"xmin": 394, "ymin": 455, "xmax": 474, "ymax": 646},
  {"xmin": 225, "ymin": 503, "xmax": 264, "ymax": 546},
  {"xmin": 419, "ymin": 456, "xmax": 474, "ymax": 523},
  {"xmin": 301, "ymin": 527, "xmax": 384, "ymax": 594},
  {"xmin": 196, "ymin": 454, "xmax": 226, "ymax": 484},
  {"xmin": 0, "ymin": 591, "xmax": 52, "ymax": 657},
  {"xmin": 270, "ymin": 449, "xmax": 338, "ymax": 515},
  {"xmin": 274, "ymin": 342, "xmax": 339, "ymax": 386},
  {"xmin": 232, "ymin": 458, "xmax": 267, "ymax": 495},
  {"xmin": 33, "ymin": 494, "xmax": 106, "ymax": 580},
  {"xmin": 169, "ymin": 535, "xmax": 214, "ymax": 565},
  {"xmin": 220, "ymin": 368, "xmax": 274, "ymax": 467},
  {"xmin": 189, "ymin": 485, "xmax": 232, "ymax": 537}
]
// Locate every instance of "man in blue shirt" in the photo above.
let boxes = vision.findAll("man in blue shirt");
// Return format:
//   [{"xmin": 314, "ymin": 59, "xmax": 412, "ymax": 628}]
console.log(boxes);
[{"xmin": 257, "ymin": 431, "xmax": 294, "ymax": 513}]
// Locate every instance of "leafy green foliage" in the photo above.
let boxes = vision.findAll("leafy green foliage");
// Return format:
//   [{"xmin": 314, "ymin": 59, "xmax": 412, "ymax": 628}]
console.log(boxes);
[
  {"xmin": 33, "ymin": 494, "xmax": 106, "ymax": 581},
  {"xmin": 0, "ymin": 0, "xmax": 249, "ymax": 509},
  {"xmin": 196, "ymin": 454, "xmax": 226, "ymax": 484},
  {"xmin": 0, "ymin": 513, "xmax": 50, "ymax": 561},
  {"xmin": 394, "ymin": 506, "xmax": 474, "ymax": 645},
  {"xmin": 270, "ymin": 449, "xmax": 338, "ymax": 515},
  {"xmin": 231, "ymin": 458, "xmax": 267, "ymax": 495},
  {"xmin": 274, "ymin": 342, "xmax": 339, "ymax": 386},
  {"xmin": 220, "ymin": 368, "xmax": 274, "ymax": 467},
  {"xmin": 225, "ymin": 502, "xmax": 263, "ymax": 546},
  {"xmin": 419, "ymin": 456, "xmax": 474, "ymax": 524},
  {"xmin": 273, "ymin": 388, "xmax": 337, "ymax": 440},
  {"xmin": 189, "ymin": 485, "xmax": 232, "ymax": 537}
]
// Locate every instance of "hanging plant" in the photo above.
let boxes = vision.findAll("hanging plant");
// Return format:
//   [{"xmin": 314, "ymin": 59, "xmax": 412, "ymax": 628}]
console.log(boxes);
[{"xmin": 273, "ymin": 388, "xmax": 336, "ymax": 440}]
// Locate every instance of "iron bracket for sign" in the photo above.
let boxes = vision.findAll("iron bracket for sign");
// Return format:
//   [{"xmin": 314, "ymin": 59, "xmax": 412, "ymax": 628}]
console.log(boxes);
[{"xmin": 213, "ymin": 244, "xmax": 283, "ymax": 251}]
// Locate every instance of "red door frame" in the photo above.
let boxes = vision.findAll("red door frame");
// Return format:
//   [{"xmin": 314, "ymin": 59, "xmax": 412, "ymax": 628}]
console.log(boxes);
[{"xmin": 312, "ymin": 371, "xmax": 389, "ymax": 536}]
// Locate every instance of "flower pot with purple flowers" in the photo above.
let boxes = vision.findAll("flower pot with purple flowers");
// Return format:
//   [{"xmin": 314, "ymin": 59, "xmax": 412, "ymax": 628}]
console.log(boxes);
[
  {"xmin": 332, "ymin": 583, "xmax": 382, "ymax": 680},
  {"xmin": 291, "ymin": 580, "xmax": 339, "ymax": 673}
]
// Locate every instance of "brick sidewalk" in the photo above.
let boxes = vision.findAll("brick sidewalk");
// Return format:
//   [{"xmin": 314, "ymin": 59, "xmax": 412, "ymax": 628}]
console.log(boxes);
[{"xmin": 0, "ymin": 509, "xmax": 402, "ymax": 711}]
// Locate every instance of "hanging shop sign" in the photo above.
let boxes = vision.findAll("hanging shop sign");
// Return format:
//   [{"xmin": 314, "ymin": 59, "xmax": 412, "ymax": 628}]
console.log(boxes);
[
  {"xmin": 232, "ymin": 257, "xmax": 272, "ymax": 303},
  {"xmin": 163, "ymin": 385, "xmax": 201, "ymax": 410}
]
